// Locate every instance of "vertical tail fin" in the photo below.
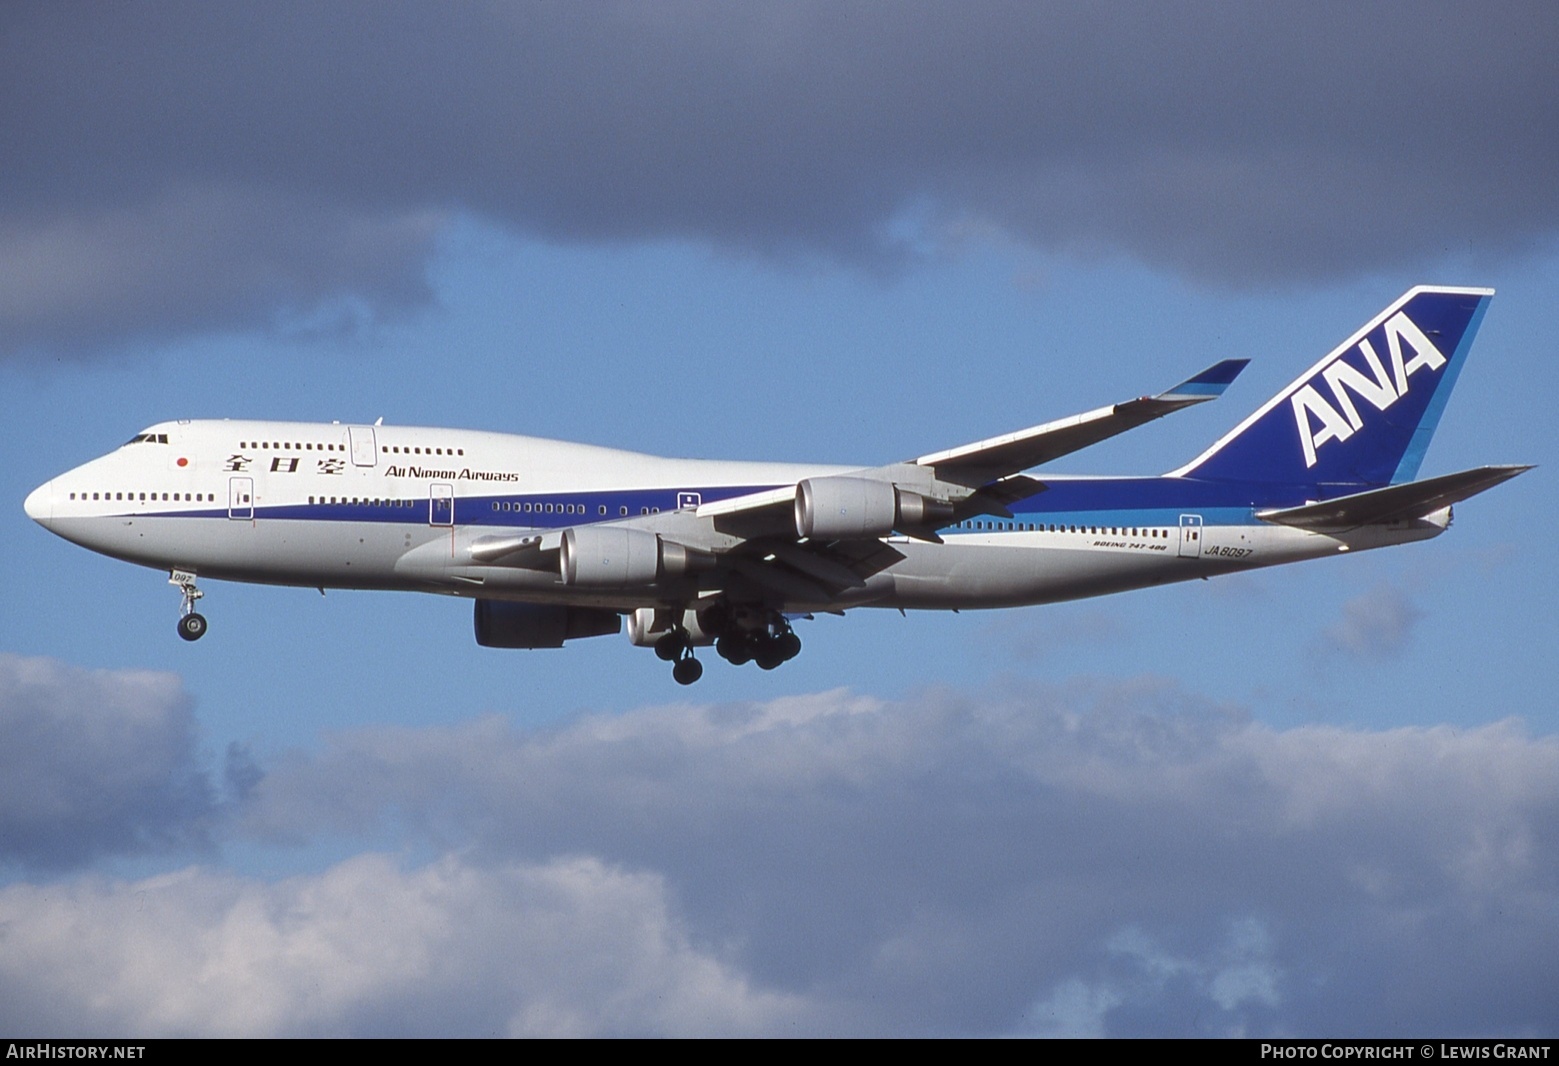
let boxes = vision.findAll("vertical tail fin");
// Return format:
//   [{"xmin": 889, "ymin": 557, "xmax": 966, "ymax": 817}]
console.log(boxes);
[{"xmin": 1170, "ymin": 287, "xmax": 1493, "ymax": 488}]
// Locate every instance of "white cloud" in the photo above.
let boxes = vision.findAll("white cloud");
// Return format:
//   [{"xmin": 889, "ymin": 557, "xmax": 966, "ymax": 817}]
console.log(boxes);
[
  {"xmin": 4, "ymin": 665, "xmax": 1556, "ymax": 1035},
  {"xmin": 0, "ymin": 853, "xmax": 808, "ymax": 1037},
  {"xmin": 230, "ymin": 681, "xmax": 1559, "ymax": 1035}
]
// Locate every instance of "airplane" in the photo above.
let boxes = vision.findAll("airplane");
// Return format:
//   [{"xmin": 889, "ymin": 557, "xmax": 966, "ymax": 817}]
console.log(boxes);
[{"xmin": 24, "ymin": 286, "xmax": 1529, "ymax": 685}]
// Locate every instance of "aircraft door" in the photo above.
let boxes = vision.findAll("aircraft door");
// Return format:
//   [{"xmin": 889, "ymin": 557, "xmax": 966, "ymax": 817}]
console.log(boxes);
[
  {"xmin": 228, "ymin": 477, "xmax": 254, "ymax": 520},
  {"xmin": 348, "ymin": 426, "xmax": 378, "ymax": 467},
  {"xmin": 1178, "ymin": 514, "xmax": 1203, "ymax": 558},
  {"xmin": 430, "ymin": 483, "xmax": 454, "ymax": 527}
]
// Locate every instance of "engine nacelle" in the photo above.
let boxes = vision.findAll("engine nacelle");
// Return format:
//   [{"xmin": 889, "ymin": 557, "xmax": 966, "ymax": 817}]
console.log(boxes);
[
  {"xmin": 473, "ymin": 600, "xmax": 622, "ymax": 649},
  {"xmin": 795, "ymin": 477, "xmax": 897, "ymax": 539},
  {"xmin": 794, "ymin": 477, "xmax": 954, "ymax": 539},
  {"xmin": 561, "ymin": 526, "xmax": 659, "ymax": 586},
  {"xmin": 560, "ymin": 526, "xmax": 714, "ymax": 587},
  {"xmin": 626, "ymin": 607, "xmax": 716, "ymax": 648}
]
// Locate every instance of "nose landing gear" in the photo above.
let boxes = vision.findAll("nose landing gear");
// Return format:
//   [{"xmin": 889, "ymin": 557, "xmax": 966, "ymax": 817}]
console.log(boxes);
[{"xmin": 170, "ymin": 569, "xmax": 208, "ymax": 642}]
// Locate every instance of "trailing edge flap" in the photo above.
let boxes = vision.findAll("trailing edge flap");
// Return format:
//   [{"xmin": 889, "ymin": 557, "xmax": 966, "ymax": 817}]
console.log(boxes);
[
  {"xmin": 914, "ymin": 359, "xmax": 1248, "ymax": 487},
  {"xmin": 1256, "ymin": 465, "xmax": 1532, "ymax": 531}
]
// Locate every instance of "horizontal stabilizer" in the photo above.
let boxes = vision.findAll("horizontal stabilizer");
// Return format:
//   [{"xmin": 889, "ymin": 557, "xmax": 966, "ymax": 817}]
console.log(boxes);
[{"xmin": 1257, "ymin": 465, "xmax": 1532, "ymax": 530}]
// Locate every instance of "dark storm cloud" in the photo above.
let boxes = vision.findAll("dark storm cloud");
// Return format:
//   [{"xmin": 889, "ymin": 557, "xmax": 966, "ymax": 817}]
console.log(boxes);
[
  {"xmin": 5, "ymin": 2, "xmax": 1557, "ymax": 357},
  {"xmin": 0, "ymin": 655, "xmax": 216, "ymax": 869}
]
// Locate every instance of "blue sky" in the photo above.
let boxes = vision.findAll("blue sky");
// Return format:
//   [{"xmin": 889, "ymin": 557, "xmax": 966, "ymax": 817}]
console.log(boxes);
[{"xmin": 2, "ymin": 2, "xmax": 1556, "ymax": 1036}]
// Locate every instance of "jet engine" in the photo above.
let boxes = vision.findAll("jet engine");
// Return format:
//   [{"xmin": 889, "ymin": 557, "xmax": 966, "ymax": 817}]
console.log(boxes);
[
  {"xmin": 560, "ymin": 527, "xmax": 713, "ymax": 587},
  {"xmin": 473, "ymin": 600, "xmax": 622, "ymax": 648},
  {"xmin": 794, "ymin": 477, "xmax": 954, "ymax": 539},
  {"xmin": 626, "ymin": 607, "xmax": 717, "ymax": 647}
]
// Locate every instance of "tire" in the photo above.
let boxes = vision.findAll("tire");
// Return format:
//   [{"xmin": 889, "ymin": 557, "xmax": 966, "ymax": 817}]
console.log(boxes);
[{"xmin": 177, "ymin": 613, "xmax": 208, "ymax": 642}]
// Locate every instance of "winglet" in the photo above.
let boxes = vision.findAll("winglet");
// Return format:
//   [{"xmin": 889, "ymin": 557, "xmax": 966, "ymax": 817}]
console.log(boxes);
[{"xmin": 1158, "ymin": 359, "xmax": 1249, "ymax": 402}]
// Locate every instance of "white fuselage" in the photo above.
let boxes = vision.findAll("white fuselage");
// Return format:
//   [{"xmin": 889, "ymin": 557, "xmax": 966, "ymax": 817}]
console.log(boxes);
[{"xmin": 25, "ymin": 419, "xmax": 1446, "ymax": 617}]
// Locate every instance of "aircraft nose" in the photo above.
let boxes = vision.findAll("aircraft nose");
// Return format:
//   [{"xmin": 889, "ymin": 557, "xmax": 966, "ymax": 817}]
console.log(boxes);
[{"xmin": 24, "ymin": 479, "xmax": 53, "ymax": 526}]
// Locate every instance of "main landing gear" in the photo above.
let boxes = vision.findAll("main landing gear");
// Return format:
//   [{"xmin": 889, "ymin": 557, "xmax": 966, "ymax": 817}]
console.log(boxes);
[
  {"xmin": 170, "ymin": 569, "xmax": 208, "ymax": 642},
  {"xmin": 654, "ymin": 629, "xmax": 704, "ymax": 686},
  {"xmin": 643, "ymin": 605, "xmax": 803, "ymax": 685},
  {"xmin": 715, "ymin": 619, "xmax": 801, "ymax": 671}
]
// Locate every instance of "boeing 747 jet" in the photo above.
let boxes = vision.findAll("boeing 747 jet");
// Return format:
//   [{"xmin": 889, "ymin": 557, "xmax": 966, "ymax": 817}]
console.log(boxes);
[{"xmin": 24, "ymin": 287, "xmax": 1528, "ymax": 683}]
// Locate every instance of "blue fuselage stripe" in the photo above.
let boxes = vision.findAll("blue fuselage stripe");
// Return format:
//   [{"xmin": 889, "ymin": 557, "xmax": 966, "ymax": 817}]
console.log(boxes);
[{"xmin": 103, "ymin": 476, "xmax": 1342, "ymax": 529}]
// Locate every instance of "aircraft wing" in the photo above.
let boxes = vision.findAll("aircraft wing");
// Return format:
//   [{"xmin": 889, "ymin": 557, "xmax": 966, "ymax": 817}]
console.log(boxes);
[
  {"xmin": 471, "ymin": 359, "xmax": 1249, "ymax": 586},
  {"xmin": 692, "ymin": 358, "xmax": 1247, "ymax": 537},
  {"xmin": 913, "ymin": 359, "xmax": 1248, "ymax": 487}
]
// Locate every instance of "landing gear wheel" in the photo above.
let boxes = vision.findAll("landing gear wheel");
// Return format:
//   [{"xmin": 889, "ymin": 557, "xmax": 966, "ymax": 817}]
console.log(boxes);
[
  {"xmin": 654, "ymin": 631, "xmax": 686, "ymax": 662},
  {"xmin": 672, "ymin": 657, "xmax": 704, "ymax": 685},
  {"xmin": 716, "ymin": 634, "xmax": 752, "ymax": 665},
  {"xmin": 177, "ymin": 612, "xmax": 208, "ymax": 642},
  {"xmin": 775, "ymin": 632, "xmax": 802, "ymax": 661},
  {"xmin": 755, "ymin": 641, "xmax": 784, "ymax": 670}
]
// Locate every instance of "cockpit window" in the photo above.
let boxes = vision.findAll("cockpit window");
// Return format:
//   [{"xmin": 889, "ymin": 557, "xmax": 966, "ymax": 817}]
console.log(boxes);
[{"xmin": 122, "ymin": 433, "xmax": 170, "ymax": 445}]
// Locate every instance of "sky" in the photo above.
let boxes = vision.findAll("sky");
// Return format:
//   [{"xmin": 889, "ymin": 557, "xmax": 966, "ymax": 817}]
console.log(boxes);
[{"xmin": 1, "ymin": 1, "xmax": 1557, "ymax": 1037}]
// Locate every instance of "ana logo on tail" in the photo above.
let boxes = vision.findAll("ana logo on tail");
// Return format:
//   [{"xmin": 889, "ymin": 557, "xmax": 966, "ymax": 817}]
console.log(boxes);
[{"xmin": 1291, "ymin": 311, "xmax": 1447, "ymax": 468}]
